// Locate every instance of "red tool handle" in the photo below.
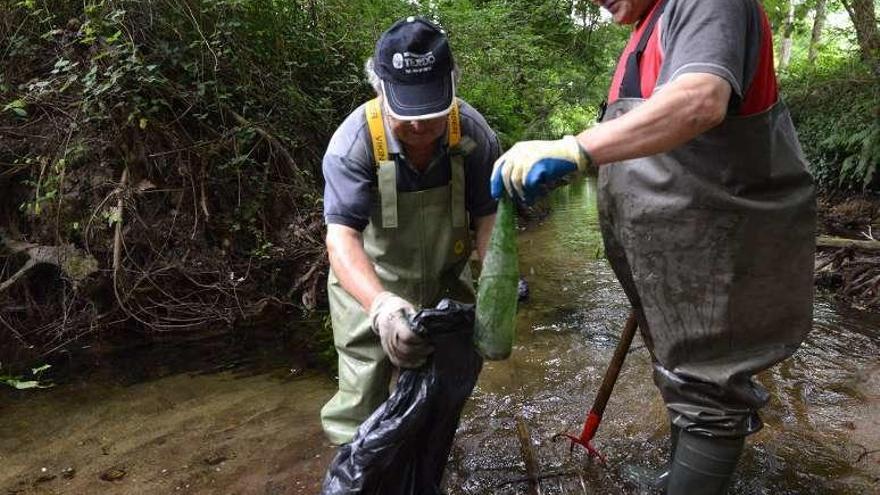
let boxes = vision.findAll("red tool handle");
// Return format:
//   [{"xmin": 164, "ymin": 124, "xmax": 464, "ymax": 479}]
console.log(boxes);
[{"xmin": 556, "ymin": 310, "xmax": 639, "ymax": 462}]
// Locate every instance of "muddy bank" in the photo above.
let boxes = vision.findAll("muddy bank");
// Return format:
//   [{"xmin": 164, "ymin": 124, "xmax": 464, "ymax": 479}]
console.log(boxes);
[
  {"xmin": 0, "ymin": 371, "xmax": 337, "ymax": 495},
  {"xmin": 816, "ymin": 193, "xmax": 880, "ymax": 311}
]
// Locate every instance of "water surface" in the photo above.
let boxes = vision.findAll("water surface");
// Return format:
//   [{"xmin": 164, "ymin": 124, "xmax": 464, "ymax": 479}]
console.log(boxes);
[
  {"xmin": 1, "ymin": 179, "xmax": 878, "ymax": 494},
  {"xmin": 447, "ymin": 179, "xmax": 880, "ymax": 494}
]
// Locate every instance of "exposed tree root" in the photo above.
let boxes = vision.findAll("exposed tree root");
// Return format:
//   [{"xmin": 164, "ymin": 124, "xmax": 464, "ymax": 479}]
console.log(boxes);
[{"xmin": 0, "ymin": 229, "xmax": 98, "ymax": 294}]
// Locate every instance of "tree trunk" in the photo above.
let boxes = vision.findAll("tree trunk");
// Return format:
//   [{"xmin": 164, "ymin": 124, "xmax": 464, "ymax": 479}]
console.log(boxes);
[
  {"xmin": 779, "ymin": 0, "xmax": 797, "ymax": 70},
  {"xmin": 808, "ymin": 0, "xmax": 828, "ymax": 64},
  {"xmin": 841, "ymin": 0, "xmax": 880, "ymax": 76}
]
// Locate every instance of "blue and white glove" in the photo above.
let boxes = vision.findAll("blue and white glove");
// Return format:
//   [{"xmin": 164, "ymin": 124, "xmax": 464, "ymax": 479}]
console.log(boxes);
[{"xmin": 491, "ymin": 135, "xmax": 592, "ymax": 203}]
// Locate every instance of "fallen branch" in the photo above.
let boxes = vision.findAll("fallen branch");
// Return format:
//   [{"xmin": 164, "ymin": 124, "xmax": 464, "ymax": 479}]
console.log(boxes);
[
  {"xmin": 286, "ymin": 262, "xmax": 321, "ymax": 299},
  {"xmin": 228, "ymin": 109, "xmax": 298, "ymax": 173},
  {"xmin": 817, "ymin": 236, "xmax": 880, "ymax": 251},
  {"xmin": 493, "ymin": 469, "xmax": 583, "ymax": 489},
  {"xmin": 516, "ymin": 415, "xmax": 542, "ymax": 495}
]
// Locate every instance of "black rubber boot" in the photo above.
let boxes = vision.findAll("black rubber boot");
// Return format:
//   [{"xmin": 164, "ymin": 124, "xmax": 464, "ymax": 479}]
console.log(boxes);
[
  {"xmin": 665, "ymin": 430, "xmax": 745, "ymax": 495},
  {"xmin": 621, "ymin": 424, "xmax": 680, "ymax": 492}
]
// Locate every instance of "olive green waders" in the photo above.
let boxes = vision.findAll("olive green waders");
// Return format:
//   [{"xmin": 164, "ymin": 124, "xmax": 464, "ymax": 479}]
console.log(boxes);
[{"xmin": 320, "ymin": 99, "xmax": 476, "ymax": 445}]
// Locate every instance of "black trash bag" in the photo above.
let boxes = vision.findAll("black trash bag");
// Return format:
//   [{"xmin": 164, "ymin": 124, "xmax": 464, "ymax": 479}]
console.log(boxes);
[{"xmin": 321, "ymin": 299, "xmax": 483, "ymax": 495}]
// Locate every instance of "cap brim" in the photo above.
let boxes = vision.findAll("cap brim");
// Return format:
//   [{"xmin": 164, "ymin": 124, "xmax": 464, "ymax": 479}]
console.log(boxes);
[{"xmin": 381, "ymin": 72, "xmax": 454, "ymax": 120}]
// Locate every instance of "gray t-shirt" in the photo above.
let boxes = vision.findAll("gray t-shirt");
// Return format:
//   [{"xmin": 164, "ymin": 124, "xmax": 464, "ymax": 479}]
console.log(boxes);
[
  {"xmin": 655, "ymin": 0, "xmax": 765, "ymax": 105},
  {"xmin": 322, "ymin": 99, "xmax": 500, "ymax": 231}
]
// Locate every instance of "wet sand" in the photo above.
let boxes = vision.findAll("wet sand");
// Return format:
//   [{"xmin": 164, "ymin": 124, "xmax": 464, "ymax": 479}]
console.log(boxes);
[
  {"xmin": 851, "ymin": 364, "xmax": 880, "ymax": 481},
  {"xmin": 0, "ymin": 371, "xmax": 336, "ymax": 495}
]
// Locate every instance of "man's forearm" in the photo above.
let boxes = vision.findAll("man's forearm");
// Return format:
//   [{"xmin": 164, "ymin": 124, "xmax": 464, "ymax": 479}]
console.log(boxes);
[
  {"xmin": 579, "ymin": 73, "xmax": 731, "ymax": 165},
  {"xmin": 326, "ymin": 225, "xmax": 385, "ymax": 312}
]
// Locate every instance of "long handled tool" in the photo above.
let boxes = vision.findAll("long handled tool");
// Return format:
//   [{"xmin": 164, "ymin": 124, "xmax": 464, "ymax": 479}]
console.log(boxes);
[{"xmin": 552, "ymin": 310, "xmax": 639, "ymax": 464}]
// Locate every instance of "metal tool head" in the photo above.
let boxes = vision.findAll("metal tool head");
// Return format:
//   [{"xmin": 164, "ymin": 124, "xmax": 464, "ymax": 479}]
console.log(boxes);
[{"xmin": 552, "ymin": 432, "xmax": 607, "ymax": 465}]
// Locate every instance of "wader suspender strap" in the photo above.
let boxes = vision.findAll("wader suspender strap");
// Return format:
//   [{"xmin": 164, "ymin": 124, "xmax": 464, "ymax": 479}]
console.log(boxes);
[
  {"xmin": 366, "ymin": 98, "xmax": 465, "ymax": 229},
  {"xmin": 619, "ymin": 0, "xmax": 668, "ymax": 99},
  {"xmin": 366, "ymin": 98, "xmax": 399, "ymax": 228},
  {"xmin": 447, "ymin": 100, "xmax": 461, "ymax": 148},
  {"xmin": 447, "ymin": 101, "xmax": 466, "ymax": 228}
]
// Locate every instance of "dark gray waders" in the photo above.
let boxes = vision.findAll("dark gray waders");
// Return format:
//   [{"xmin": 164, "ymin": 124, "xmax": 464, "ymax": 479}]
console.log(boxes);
[{"xmin": 600, "ymin": 2, "xmax": 816, "ymax": 491}]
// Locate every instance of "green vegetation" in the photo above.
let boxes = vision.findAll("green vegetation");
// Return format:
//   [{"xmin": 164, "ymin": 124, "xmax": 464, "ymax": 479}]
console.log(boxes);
[
  {"xmin": 768, "ymin": 0, "xmax": 879, "ymax": 190},
  {"xmin": 1, "ymin": 0, "xmax": 387, "ymax": 363},
  {"xmin": 431, "ymin": 0, "xmax": 624, "ymax": 144},
  {"xmin": 783, "ymin": 56, "xmax": 879, "ymax": 190},
  {"xmin": 0, "ymin": 0, "xmax": 623, "ymax": 365},
  {"xmin": 0, "ymin": 0, "xmax": 877, "ymax": 367}
]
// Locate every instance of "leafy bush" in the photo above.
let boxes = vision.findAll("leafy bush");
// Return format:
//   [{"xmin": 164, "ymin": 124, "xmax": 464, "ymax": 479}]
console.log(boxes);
[
  {"xmin": 432, "ymin": 0, "xmax": 625, "ymax": 146},
  {"xmin": 783, "ymin": 55, "xmax": 879, "ymax": 191},
  {"xmin": 0, "ymin": 0, "xmax": 413, "ymax": 361}
]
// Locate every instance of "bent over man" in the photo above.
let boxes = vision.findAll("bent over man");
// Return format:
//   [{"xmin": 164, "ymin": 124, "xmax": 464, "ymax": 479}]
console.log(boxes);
[
  {"xmin": 492, "ymin": 0, "xmax": 816, "ymax": 493},
  {"xmin": 320, "ymin": 17, "xmax": 500, "ymax": 445}
]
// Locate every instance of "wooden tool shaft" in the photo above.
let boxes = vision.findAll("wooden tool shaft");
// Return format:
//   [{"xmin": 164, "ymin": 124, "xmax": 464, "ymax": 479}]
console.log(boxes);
[{"xmin": 591, "ymin": 310, "xmax": 639, "ymax": 416}]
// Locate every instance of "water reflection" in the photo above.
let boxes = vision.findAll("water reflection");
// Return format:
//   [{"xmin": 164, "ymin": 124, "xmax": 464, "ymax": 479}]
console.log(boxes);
[{"xmin": 447, "ymin": 179, "xmax": 880, "ymax": 494}]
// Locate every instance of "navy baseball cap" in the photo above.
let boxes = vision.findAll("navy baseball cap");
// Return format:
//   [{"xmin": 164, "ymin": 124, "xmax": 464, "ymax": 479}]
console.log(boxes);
[{"xmin": 374, "ymin": 16, "xmax": 455, "ymax": 120}]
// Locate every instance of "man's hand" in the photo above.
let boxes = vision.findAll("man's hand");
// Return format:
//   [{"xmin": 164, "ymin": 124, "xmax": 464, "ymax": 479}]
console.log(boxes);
[
  {"xmin": 491, "ymin": 135, "xmax": 591, "ymax": 203},
  {"xmin": 369, "ymin": 291, "xmax": 432, "ymax": 368}
]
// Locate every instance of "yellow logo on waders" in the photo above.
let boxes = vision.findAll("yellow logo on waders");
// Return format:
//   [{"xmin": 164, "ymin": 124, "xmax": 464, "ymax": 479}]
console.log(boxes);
[{"xmin": 453, "ymin": 239, "xmax": 465, "ymax": 256}]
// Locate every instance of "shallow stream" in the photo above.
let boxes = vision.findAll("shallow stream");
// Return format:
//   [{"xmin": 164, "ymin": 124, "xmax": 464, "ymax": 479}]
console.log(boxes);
[
  {"xmin": 1, "ymin": 179, "xmax": 878, "ymax": 494},
  {"xmin": 447, "ymin": 179, "xmax": 880, "ymax": 494}
]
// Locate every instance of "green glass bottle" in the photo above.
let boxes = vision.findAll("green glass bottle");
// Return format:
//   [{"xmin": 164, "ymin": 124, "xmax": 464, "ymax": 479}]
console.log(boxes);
[{"xmin": 475, "ymin": 195, "xmax": 519, "ymax": 360}]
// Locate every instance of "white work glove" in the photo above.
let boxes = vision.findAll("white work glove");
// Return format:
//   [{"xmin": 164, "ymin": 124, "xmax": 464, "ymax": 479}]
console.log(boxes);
[
  {"xmin": 490, "ymin": 135, "xmax": 592, "ymax": 204},
  {"xmin": 369, "ymin": 291, "xmax": 432, "ymax": 369}
]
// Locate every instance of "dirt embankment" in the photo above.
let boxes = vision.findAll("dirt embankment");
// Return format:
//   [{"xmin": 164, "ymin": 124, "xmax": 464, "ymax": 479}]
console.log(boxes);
[
  {"xmin": 0, "ymin": 2, "xmax": 336, "ymax": 371},
  {"xmin": 816, "ymin": 194, "xmax": 880, "ymax": 312}
]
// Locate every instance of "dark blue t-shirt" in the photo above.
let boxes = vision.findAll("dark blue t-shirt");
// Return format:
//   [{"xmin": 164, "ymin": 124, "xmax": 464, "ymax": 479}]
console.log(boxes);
[{"xmin": 322, "ymin": 99, "xmax": 500, "ymax": 231}]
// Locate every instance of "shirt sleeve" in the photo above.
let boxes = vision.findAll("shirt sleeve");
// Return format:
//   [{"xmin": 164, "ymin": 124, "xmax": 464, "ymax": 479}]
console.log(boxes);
[
  {"xmin": 461, "ymin": 107, "xmax": 500, "ymax": 219},
  {"xmin": 659, "ymin": 0, "xmax": 757, "ymax": 100},
  {"xmin": 322, "ymin": 120, "xmax": 375, "ymax": 232}
]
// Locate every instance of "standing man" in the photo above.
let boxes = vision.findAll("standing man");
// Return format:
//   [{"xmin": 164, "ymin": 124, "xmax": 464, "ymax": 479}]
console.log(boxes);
[
  {"xmin": 320, "ymin": 17, "xmax": 500, "ymax": 445},
  {"xmin": 492, "ymin": 0, "xmax": 816, "ymax": 493}
]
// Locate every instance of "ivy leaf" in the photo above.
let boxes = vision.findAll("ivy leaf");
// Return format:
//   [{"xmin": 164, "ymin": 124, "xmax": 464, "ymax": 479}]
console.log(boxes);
[
  {"xmin": 3, "ymin": 99, "xmax": 27, "ymax": 117},
  {"xmin": 106, "ymin": 206, "xmax": 122, "ymax": 226}
]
